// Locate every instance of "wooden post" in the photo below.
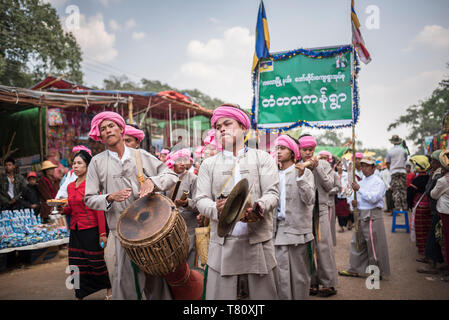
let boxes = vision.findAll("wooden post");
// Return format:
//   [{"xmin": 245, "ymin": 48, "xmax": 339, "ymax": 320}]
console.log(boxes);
[
  {"xmin": 38, "ymin": 106, "xmax": 43, "ymax": 162},
  {"xmin": 169, "ymin": 103, "xmax": 173, "ymax": 148},
  {"xmin": 128, "ymin": 98, "xmax": 134, "ymax": 124},
  {"xmin": 187, "ymin": 108, "xmax": 191, "ymax": 147}
]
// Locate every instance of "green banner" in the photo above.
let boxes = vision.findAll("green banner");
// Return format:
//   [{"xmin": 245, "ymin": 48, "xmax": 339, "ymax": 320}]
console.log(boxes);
[{"xmin": 257, "ymin": 46, "xmax": 353, "ymax": 128}]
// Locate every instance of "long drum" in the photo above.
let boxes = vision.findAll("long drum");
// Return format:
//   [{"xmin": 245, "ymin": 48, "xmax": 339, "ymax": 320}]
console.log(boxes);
[{"xmin": 117, "ymin": 193, "xmax": 189, "ymax": 277}]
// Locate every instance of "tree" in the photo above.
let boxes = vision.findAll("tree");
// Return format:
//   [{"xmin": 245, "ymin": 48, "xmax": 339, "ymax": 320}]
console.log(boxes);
[
  {"xmin": 0, "ymin": 0, "xmax": 83, "ymax": 87},
  {"xmin": 388, "ymin": 71, "xmax": 449, "ymax": 154}
]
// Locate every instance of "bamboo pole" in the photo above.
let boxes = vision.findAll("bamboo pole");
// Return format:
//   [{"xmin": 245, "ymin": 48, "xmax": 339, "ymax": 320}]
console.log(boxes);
[
  {"xmin": 128, "ymin": 97, "xmax": 134, "ymax": 124},
  {"xmin": 352, "ymin": 123, "xmax": 360, "ymax": 252}
]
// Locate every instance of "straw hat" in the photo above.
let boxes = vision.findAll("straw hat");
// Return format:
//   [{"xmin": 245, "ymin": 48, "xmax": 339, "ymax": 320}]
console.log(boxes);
[
  {"xmin": 389, "ymin": 135, "xmax": 402, "ymax": 145},
  {"xmin": 40, "ymin": 160, "xmax": 58, "ymax": 171},
  {"xmin": 439, "ymin": 149, "xmax": 449, "ymax": 170}
]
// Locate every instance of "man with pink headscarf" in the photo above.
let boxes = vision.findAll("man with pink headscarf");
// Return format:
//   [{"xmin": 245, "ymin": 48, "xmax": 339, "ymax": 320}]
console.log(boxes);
[
  {"xmin": 195, "ymin": 104, "xmax": 280, "ymax": 300},
  {"xmin": 274, "ymin": 135, "xmax": 315, "ymax": 299},
  {"xmin": 354, "ymin": 152, "xmax": 365, "ymax": 181},
  {"xmin": 298, "ymin": 134, "xmax": 338, "ymax": 298},
  {"xmin": 163, "ymin": 149, "xmax": 199, "ymax": 268},
  {"xmin": 159, "ymin": 149, "xmax": 169, "ymax": 163},
  {"xmin": 124, "ymin": 124, "xmax": 145, "ymax": 149},
  {"xmin": 84, "ymin": 111, "xmax": 178, "ymax": 300}
]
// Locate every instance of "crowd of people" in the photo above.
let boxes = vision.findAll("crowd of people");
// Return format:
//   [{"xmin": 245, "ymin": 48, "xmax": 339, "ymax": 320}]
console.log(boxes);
[{"xmin": 1, "ymin": 104, "xmax": 448, "ymax": 300}]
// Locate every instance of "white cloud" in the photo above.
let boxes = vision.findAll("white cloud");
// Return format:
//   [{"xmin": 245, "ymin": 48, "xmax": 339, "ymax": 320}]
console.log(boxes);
[
  {"xmin": 131, "ymin": 31, "xmax": 146, "ymax": 40},
  {"xmin": 404, "ymin": 25, "xmax": 449, "ymax": 52},
  {"xmin": 63, "ymin": 13, "xmax": 118, "ymax": 62},
  {"xmin": 357, "ymin": 69, "xmax": 446, "ymax": 151},
  {"xmin": 125, "ymin": 18, "xmax": 136, "ymax": 30},
  {"xmin": 209, "ymin": 17, "xmax": 220, "ymax": 24},
  {"xmin": 40, "ymin": 0, "xmax": 68, "ymax": 7},
  {"xmin": 109, "ymin": 19, "xmax": 121, "ymax": 31},
  {"xmin": 97, "ymin": 0, "xmax": 120, "ymax": 7},
  {"xmin": 173, "ymin": 26, "xmax": 254, "ymax": 107}
]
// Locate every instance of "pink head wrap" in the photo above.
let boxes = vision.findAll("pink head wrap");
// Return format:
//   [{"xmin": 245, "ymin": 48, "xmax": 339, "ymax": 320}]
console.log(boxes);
[
  {"xmin": 72, "ymin": 145, "xmax": 92, "ymax": 156},
  {"xmin": 160, "ymin": 149, "xmax": 170, "ymax": 154},
  {"xmin": 275, "ymin": 135, "xmax": 300, "ymax": 160},
  {"xmin": 211, "ymin": 104, "xmax": 250, "ymax": 130},
  {"xmin": 298, "ymin": 135, "xmax": 317, "ymax": 149},
  {"xmin": 165, "ymin": 149, "xmax": 190, "ymax": 170},
  {"xmin": 194, "ymin": 145, "xmax": 205, "ymax": 159},
  {"xmin": 89, "ymin": 111, "xmax": 126, "ymax": 142},
  {"xmin": 203, "ymin": 129, "xmax": 223, "ymax": 151},
  {"xmin": 355, "ymin": 152, "xmax": 364, "ymax": 159},
  {"xmin": 318, "ymin": 150, "xmax": 333, "ymax": 163},
  {"xmin": 124, "ymin": 125, "xmax": 145, "ymax": 142}
]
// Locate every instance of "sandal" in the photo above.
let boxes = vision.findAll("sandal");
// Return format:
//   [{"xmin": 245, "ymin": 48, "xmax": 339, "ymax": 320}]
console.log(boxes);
[
  {"xmin": 309, "ymin": 286, "xmax": 319, "ymax": 296},
  {"xmin": 317, "ymin": 287, "xmax": 337, "ymax": 297},
  {"xmin": 105, "ymin": 295, "xmax": 112, "ymax": 300},
  {"xmin": 338, "ymin": 270, "xmax": 359, "ymax": 277},
  {"xmin": 416, "ymin": 257, "xmax": 429, "ymax": 264},
  {"xmin": 417, "ymin": 268, "xmax": 439, "ymax": 274}
]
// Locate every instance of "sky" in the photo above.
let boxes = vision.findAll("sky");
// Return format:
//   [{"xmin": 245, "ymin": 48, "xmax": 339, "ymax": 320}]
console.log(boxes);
[{"xmin": 45, "ymin": 0, "xmax": 449, "ymax": 153}]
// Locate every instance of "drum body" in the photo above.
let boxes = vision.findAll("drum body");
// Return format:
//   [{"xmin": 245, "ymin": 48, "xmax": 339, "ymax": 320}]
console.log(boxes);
[{"xmin": 117, "ymin": 193, "xmax": 189, "ymax": 276}]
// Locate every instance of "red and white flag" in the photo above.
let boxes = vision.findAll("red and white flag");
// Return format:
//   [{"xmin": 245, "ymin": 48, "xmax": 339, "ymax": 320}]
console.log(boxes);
[{"xmin": 351, "ymin": 0, "xmax": 371, "ymax": 64}]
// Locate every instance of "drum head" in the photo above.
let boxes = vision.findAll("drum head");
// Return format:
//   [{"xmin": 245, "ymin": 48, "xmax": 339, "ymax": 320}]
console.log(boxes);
[{"xmin": 118, "ymin": 193, "xmax": 173, "ymax": 242}]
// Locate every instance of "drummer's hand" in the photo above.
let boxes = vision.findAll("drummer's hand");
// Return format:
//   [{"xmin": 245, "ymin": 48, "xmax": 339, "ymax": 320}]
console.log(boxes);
[
  {"xmin": 175, "ymin": 199, "xmax": 188, "ymax": 207},
  {"xmin": 99, "ymin": 234, "xmax": 108, "ymax": 248},
  {"xmin": 216, "ymin": 198, "xmax": 227, "ymax": 216},
  {"xmin": 107, "ymin": 188, "xmax": 132, "ymax": 203},
  {"xmin": 139, "ymin": 179, "xmax": 154, "ymax": 198},
  {"xmin": 310, "ymin": 156, "xmax": 319, "ymax": 170}
]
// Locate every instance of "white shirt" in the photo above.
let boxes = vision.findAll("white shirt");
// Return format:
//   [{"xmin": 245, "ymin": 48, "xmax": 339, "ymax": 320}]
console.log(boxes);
[
  {"xmin": 277, "ymin": 164, "xmax": 295, "ymax": 220},
  {"xmin": 7, "ymin": 176, "xmax": 14, "ymax": 199},
  {"xmin": 56, "ymin": 170, "xmax": 77, "ymax": 199},
  {"xmin": 381, "ymin": 168, "xmax": 391, "ymax": 189},
  {"xmin": 349, "ymin": 173, "xmax": 386, "ymax": 210},
  {"xmin": 355, "ymin": 169, "xmax": 365, "ymax": 181},
  {"xmin": 337, "ymin": 171, "xmax": 349, "ymax": 199},
  {"xmin": 108, "ymin": 146, "xmax": 131, "ymax": 165},
  {"xmin": 222, "ymin": 148, "xmax": 247, "ymax": 236}
]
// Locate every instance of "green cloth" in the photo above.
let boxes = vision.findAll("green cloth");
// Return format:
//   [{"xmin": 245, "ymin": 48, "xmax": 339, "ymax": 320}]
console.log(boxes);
[
  {"xmin": 131, "ymin": 261, "xmax": 142, "ymax": 300},
  {"xmin": 0, "ymin": 106, "xmax": 46, "ymax": 159},
  {"xmin": 201, "ymin": 264, "xmax": 209, "ymax": 300},
  {"xmin": 314, "ymin": 145, "xmax": 348, "ymax": 158}
]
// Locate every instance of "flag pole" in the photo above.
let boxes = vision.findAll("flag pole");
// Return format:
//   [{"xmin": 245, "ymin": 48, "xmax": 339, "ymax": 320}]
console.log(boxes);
[{"xmin": 352, "ymin": 123, "xmax": 360, "ymax": 252}]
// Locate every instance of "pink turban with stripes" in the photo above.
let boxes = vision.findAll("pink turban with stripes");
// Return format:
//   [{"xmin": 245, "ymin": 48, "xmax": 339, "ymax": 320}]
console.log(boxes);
[
  {"xmin": 211, "ymin": 104, "xmax": 250, "ymax": 130},
  {"xmin": 275, "ymin": 135, "xmax": 300, "ymax": 160},
  {"xmin": 298, "ymin": 135, "xmax": 317, "ymax": 149},
  {"xmin": 318, "ymin": 150, "xmax": 333, "ymax": 163},
  {"xmin": 124, "ymin": 125, "xmax": 145, "ymax": 142},
  {"xmin": 89, "ymin": 111, "xmax": 126, "ymax": 142}
]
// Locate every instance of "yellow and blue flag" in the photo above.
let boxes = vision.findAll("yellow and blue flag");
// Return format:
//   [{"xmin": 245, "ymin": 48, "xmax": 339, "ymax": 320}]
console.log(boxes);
[{"xmin": 251, "ymin": 1, "xmax": 270, "ymax": 72}]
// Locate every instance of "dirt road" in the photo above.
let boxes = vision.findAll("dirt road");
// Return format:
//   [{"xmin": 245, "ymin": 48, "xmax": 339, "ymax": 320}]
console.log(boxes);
[{"xmin": 0, "ymin": 212, "xmax": 448, "ymax": 300}]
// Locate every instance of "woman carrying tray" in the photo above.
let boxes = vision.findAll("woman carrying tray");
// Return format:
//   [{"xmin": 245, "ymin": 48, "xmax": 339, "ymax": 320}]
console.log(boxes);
[{"xmin": 63, "ymin": 150, "xmax": 112, "ymax": 300}]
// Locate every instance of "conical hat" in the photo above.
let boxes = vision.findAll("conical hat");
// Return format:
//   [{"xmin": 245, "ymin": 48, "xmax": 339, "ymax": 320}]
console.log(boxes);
[{"xmin": 40, "ymin": 160, "xmax": 58, "ymax": 171}]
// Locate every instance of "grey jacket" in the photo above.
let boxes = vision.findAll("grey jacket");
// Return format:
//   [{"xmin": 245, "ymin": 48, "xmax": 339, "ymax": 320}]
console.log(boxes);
[
  {"xmin": 195, "ymin": 148, "xmax": 280, "ymax": 245},
  {"xmin": 274, "ymin": 167, "xmax": 315, "ymax": 245},
  {"xmin": 84, "ymin": 146, "xmax": 178, "ymax": 234}
]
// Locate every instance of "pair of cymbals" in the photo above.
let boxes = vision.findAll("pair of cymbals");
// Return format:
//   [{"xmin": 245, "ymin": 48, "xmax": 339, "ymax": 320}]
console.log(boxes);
[{"xmin": 217, "ymin": 178, "xmax": 253, "ymax": 237}]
